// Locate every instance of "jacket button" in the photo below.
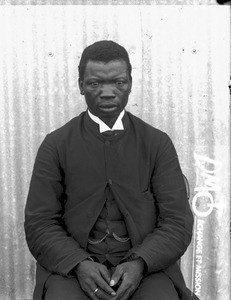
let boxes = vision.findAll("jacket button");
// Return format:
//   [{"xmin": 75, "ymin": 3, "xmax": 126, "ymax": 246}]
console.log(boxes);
[{"xmin": 108, "ymin": 179, "xmax": 112, "ymax": 185}]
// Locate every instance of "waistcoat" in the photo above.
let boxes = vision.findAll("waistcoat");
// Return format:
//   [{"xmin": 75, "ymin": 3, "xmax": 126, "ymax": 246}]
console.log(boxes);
[{"xmin": 87, "ymin": 177, "xmax": 131, "ymax": 266}]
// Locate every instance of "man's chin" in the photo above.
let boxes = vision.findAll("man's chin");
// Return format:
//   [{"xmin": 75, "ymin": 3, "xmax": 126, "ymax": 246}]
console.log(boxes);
[
  {"xmin": 96, "ymin": 111, "xmax": 122, "ymax": 127},
  {"xmin": 97, "ymin": 106, "xmax": 122, "ymax": 119}
]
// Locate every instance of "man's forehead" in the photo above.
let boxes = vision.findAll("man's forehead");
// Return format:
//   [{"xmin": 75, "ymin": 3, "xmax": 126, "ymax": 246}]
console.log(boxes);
[{"xmin": 84, "ymin": 59, "xmax": 128, "ymax": 77}]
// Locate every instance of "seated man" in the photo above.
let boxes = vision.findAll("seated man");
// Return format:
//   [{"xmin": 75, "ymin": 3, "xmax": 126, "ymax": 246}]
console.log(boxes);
[{"xmin": 25, "ymin": 40, "xmax": 199, "ymax": 300}]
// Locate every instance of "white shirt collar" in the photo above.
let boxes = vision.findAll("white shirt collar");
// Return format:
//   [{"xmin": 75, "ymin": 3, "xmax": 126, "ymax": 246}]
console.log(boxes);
[{"xmin": 88, "ymin": 109, "xmax": 125, "ymax": 133}]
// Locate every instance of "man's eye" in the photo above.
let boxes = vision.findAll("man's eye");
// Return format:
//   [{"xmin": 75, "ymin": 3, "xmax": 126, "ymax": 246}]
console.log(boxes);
[
  {"xmin": 90, "ymin": 82, "xmax": 99, "ymax": 88},
  {"xmin": 116, "ymin": 81, "xmax": 126, "ymax": 86}
]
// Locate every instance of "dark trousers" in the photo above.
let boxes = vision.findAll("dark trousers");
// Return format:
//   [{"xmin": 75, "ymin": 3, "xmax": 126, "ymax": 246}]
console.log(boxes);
[{"xmin": 43, "ymin": 271, "xmax": 179, "ymax": 300}]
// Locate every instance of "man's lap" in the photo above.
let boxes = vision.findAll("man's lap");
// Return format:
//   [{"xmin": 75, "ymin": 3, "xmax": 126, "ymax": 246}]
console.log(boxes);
[
  {"xmin": 132, "ymin": 272, "xmax": 179, "ymax": 300},
  {"xmin": 43, "ymin": 271, "xmax": 179, "ymax": 300},
  {"xmin": 43, "ymin": 274, "xmax": 89, "ymax": 300}
]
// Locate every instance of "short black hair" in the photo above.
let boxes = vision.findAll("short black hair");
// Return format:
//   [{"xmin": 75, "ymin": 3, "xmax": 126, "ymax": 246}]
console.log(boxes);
[{"xmin": 78, "ymin": 40, "xmax": 132, "ymax": 80}]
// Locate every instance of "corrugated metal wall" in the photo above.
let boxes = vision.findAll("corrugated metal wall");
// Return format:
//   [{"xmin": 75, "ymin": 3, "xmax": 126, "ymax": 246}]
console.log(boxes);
[
  {"xmin": 0, "ymin": 4, "xmax": 230, "ymax": 300},
  {"xmin": 0, "ymin": 1, "xmax": 224, "ymax": 5}
]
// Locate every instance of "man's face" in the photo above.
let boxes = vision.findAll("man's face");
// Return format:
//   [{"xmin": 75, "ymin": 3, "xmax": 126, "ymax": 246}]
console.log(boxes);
[{"xmin": 79, "ymin": 60, "xmax": 132, "ymax": 122}]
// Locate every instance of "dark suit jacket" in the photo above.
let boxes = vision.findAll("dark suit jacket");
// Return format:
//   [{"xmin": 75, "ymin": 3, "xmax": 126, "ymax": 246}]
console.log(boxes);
[{"xmin": 25, "ymin": 111, "xmax": 197, "ymax": 299}]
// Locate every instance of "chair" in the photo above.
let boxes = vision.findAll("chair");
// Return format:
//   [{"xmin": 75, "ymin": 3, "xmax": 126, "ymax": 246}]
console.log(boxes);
[{"xmin": 183, "ymin": 174, "xmax": 190, "ymax": 201}]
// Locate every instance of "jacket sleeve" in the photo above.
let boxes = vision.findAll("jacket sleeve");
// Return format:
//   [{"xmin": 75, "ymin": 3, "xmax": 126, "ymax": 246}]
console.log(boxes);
[
  {"xmin": 130, "ymin": 132, "xmax": 194, "ymax": 274},
  {"xmin": 24, "ymin": 134, "xmax": 90, "ymax": 276}
]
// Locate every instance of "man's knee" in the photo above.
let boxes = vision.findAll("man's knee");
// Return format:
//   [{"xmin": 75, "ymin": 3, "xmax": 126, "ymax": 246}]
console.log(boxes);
[
  {"xmin": 131, "ymin": 272, "xmax": 179, "ymax": 300},
  {"xmin": 43, "ymin": 274, "xmax": 89, "ymax": 300}
]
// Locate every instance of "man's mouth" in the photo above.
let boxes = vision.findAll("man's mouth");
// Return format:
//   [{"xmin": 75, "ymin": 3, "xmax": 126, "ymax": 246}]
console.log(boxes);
[{"xmin": 99, "ymin": 104, "xmax": 117, "ymax": 112}]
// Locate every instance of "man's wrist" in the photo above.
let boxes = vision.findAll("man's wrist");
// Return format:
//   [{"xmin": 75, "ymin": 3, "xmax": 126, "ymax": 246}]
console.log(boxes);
[
  {"xmin": 78, "ymin": 256, "xmax": 94, "ymax": 267},
  {"xmin": 72, "ymin": 256, "xmax": 94, "ymax": 273},
  {"xmin": 127, "ymin": 254, "xmax": 147, "ymax": 275},
  {"xmin": 127, "ymin": 253, "xmax": 141, "ymax": 262}
]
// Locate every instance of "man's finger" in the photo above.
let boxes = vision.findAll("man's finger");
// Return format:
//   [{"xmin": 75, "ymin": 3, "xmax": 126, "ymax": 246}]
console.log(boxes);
[
  {"xmin": 110, "ymin": 265, "xmax": 124, "ymax": 287},
  {"xmin": 95, "ymin": 275, "xmax": 116, "ymax": 296},
  {"xmin": 119, "ymin": 289, "xmax": 132, "ymax": 300},
  {"xmin": 84, "ymin": 284, "xmax": 99, "ymax": 300},
  {"xmin": 92, "ymin": 287, "xmax": 115, "ymax": 300},
  {"xmin": 89, "ymin": 289, "xmax": 99, "ymax": 300},
  {"xmin": 99, "ymin": 266, "xmax": 111, "ymax": 284},
  {"xmin": 112, "ymin": 274, "xmax": 130, "ymax": 299}
]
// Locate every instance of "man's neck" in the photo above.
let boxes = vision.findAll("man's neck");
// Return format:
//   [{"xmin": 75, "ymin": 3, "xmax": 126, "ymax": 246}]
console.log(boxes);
[
  {"xmin": 100, "ymin": 115, "xmax": 119, "ymax": 128},
  {"xmin": 87, "ymin": 110, "xmax": 125, "ymax": 133}
]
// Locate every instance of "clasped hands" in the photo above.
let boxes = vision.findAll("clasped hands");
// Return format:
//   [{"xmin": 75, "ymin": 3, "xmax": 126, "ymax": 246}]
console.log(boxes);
[{"xmin": 75, "ymin": 258, "xmax": 145, "ymax": 300}]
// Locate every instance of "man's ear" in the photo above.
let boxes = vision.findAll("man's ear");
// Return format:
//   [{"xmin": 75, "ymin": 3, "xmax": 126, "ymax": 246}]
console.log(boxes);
[
  {"xmin": 129, "ymin": 77, "xmax": 132, "ymax": 93},
  {"xmin": 78, "ymin": 78, "xmax": 84, "ymax": 95}
]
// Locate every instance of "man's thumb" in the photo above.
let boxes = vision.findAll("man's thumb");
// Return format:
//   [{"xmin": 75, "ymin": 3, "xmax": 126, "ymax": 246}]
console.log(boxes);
[{"xmin": 110, "ymin": 269, "xmax": 121, "ymax": 287}]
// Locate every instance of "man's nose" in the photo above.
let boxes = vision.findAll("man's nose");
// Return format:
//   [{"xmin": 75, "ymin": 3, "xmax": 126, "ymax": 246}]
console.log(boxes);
[{"xmin": 100, "ymin": 84, "xmax": 115, "ymax": 98}]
